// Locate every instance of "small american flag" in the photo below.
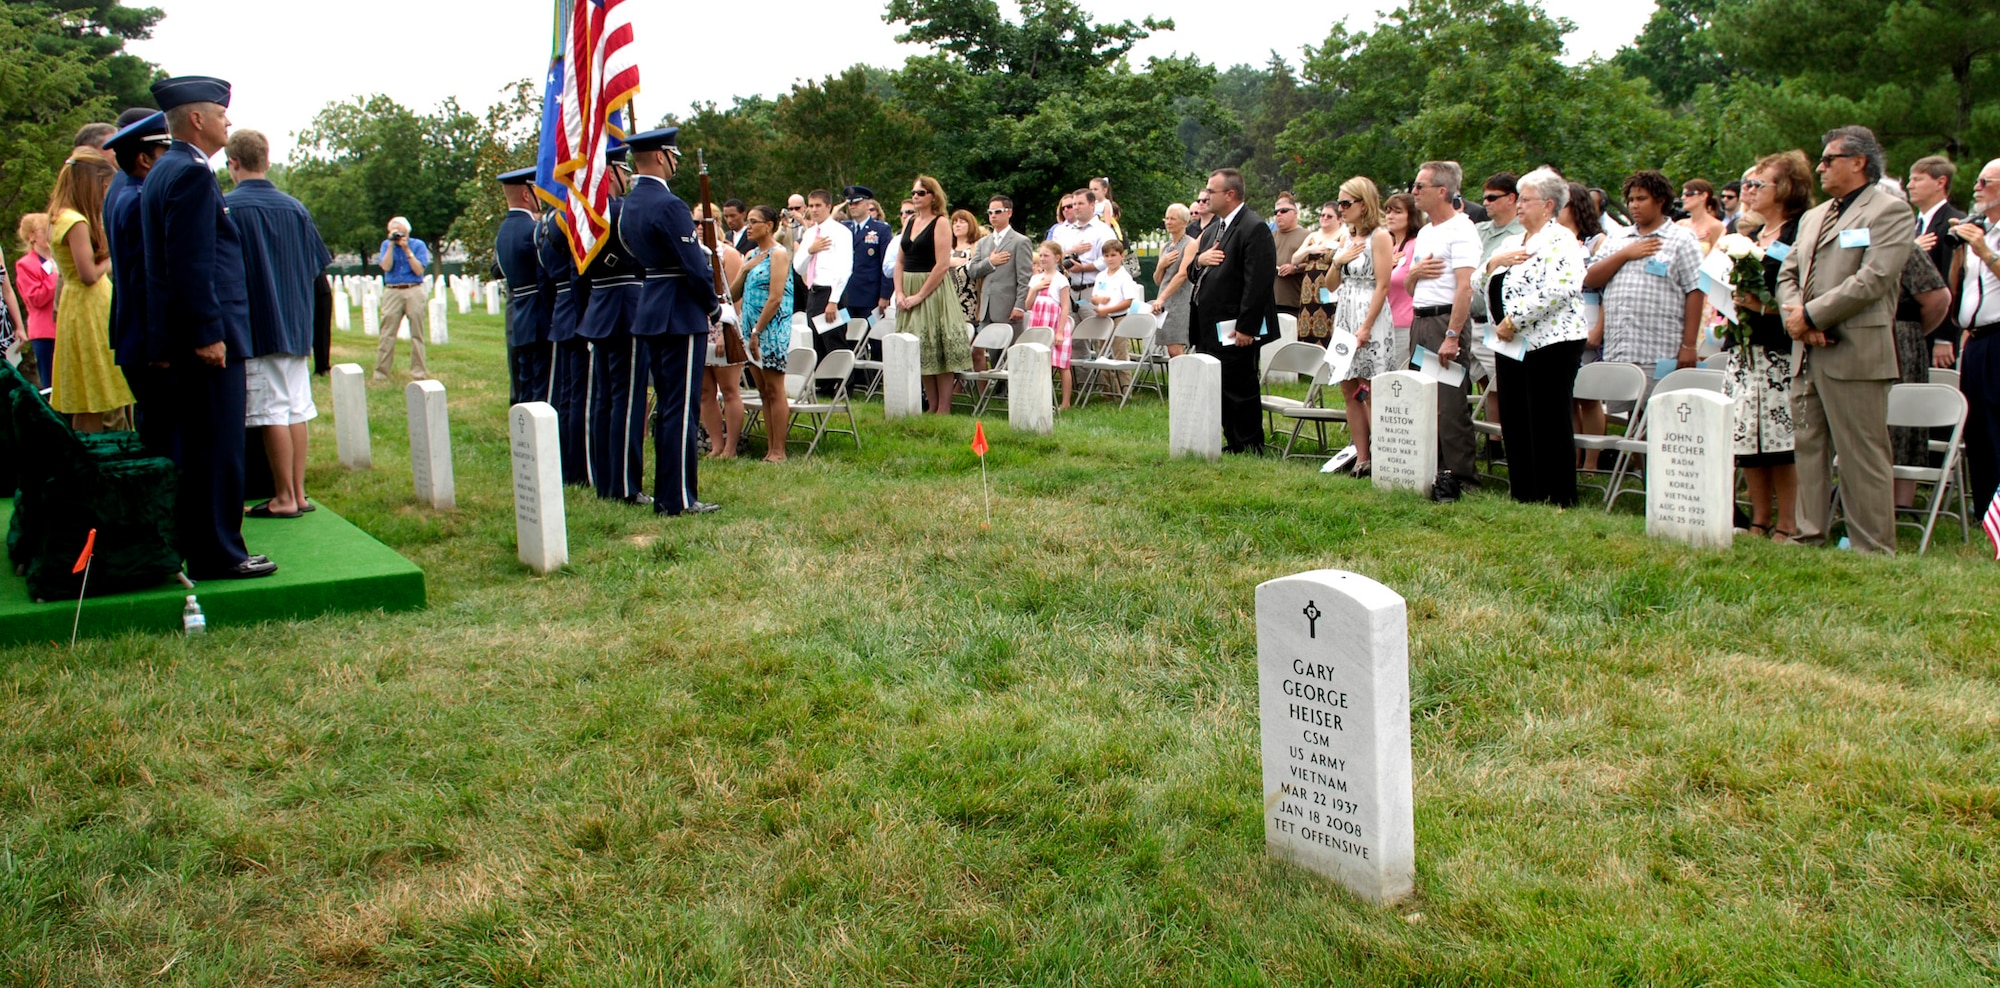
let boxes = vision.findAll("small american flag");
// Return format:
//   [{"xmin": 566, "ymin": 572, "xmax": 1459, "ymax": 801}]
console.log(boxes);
[{"xmin": 1984, "ymin": 491, "xmax": 2000, "ymax": 561}]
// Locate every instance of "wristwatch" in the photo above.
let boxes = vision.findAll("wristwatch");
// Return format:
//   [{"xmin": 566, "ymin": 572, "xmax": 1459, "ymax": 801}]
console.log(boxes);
[{"xmin": 1444, "ymin": 330, "xmax": 1460, "ymax": 339}]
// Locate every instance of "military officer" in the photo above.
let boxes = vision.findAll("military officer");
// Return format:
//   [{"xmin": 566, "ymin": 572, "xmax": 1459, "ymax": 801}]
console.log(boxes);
[
  {"xmin": 139, "ymin": 76, "xmax": 276, "ymax": 580},
  {"xmin": 103, "ymin": 111, "xmax": 172, "ymax": 455},
  {"xmin": 841, "ymin": 184, "xmax": 894, "ymax": 321},
  {"xmin": 575, "ymin": 142, "xmax": 652, "ymax": 504},
  {"xmin": 495, "ymin": 166, "xmax": 554, "ymax": 405},
  {"xmin": 621, "ymin": 127, "xmax": 731, "ymax": 515}
]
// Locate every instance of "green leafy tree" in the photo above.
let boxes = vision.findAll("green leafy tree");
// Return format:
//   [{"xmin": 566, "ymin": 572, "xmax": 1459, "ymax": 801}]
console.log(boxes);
[
  {"xmin": 444, "ymin": 79, "xmax": 542, "ymax": 271},
  {"xmin": 667, "ymin": 96, "xmax": 782, "ymax": 208},
  {"xmin": 1611, "ymin": 0, "xmax": 1744, "ymax": 109},
  {"xmin": 0, "ymin": 0, "xmax": 161, "ymax": 219},
  {"xmin": 1715, "ymin": 0, "xmax": 2000, "ymax": 168},
  {"xmin": 1279, "ymin": 0, "xmax": 1692, "ymax": 208},
  {"xmin": 286, "ymin": 94, "xmax": 484, "ymax": 259}
]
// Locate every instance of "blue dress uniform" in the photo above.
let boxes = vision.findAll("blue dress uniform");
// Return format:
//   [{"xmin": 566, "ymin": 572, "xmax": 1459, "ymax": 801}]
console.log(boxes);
[
  {"xmin": 104, "ymin": 111, "xmax": 173, "ymax": 457},
  {"xmin": 496, "ymin": 167, "xmax": 554, "ymax": 405},
  {"xmin": 538, "ymin": 211, "xmax": 593, "ymax": 486},
  {"xmin": 620, "ymin": 128, "xmax": 722, "ymax": 515},
  {"xmin": 577, "ymin": 148, "xmax": 651, "ymax": 503},
  {"xmin": 139, "ymin": 76, "xmax": 274, "ymax": 580},
  {"xmin": 841, "ymin": 185, "xmax": 894, "ymax": 321}
]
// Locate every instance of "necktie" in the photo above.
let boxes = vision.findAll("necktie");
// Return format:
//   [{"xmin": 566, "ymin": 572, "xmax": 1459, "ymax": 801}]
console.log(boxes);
[{"xmin": 806, "ymin": 224, "xmax": 818, "ymax": 288}]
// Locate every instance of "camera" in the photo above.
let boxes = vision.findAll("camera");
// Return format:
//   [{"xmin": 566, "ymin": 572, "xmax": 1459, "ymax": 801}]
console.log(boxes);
[{"xmin": 392, "ymin": 231, "xmax": 407, "ymax": 241}]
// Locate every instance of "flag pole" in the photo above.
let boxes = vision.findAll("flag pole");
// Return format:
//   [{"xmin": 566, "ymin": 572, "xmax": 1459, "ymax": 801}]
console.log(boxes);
[{"xmin": 980, "ymin": 455, "xmax": 990, "ymax": 529}]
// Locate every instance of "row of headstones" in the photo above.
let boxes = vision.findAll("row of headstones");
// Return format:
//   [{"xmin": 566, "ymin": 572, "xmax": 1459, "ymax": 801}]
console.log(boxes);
[
  {"xmin": 329, "ymin": 363, "xmax": 568, "ymax": 576},
  {"xmin": 1167, "ymin": 357, "xmax": 1735, "ymax": 551},
  {"xmin": 329, "ymin": 282, "xmax": 452, "ymax": 345}
]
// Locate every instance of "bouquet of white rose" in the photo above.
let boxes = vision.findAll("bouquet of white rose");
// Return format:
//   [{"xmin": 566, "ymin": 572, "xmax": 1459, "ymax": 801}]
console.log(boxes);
[{"xmin": 1711, "ymin": 233, "xmax": 1776, "ymax": 346}]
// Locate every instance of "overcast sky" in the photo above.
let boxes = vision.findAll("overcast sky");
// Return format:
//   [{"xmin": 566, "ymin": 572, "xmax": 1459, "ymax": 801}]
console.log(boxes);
[{"xmin": 128, "ymin": 0, "xmax": 1656, "ymax": 164}]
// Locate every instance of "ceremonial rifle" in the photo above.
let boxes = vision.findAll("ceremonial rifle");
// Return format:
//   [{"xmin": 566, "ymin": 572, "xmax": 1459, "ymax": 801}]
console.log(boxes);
[{"xmin": 696, "ymin": 148, "xmax": 748, "ymax": 365}]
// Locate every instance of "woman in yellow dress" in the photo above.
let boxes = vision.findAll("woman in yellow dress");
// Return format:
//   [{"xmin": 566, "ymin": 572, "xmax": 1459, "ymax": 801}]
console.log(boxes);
[{"xmin": 47, "ymin": 146, "xmax": 132, "ymax": 432}]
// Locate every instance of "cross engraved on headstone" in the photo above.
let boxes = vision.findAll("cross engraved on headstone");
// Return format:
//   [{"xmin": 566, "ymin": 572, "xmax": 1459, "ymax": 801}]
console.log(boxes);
[
  {"xmin": 1303, "ymin": 600, "xmax": 1322, "ymax": 638},
  {"xmin": 1390, "ymin": 380, "xmax": 1404, "ymax": 397},
  {"xmin": 1676, "ymin": 401, "xmax": 1692, "ymax": 424}
]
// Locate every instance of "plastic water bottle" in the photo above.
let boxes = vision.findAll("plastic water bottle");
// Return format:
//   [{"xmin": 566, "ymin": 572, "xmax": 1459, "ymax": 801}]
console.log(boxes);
[{"xmin": 182, "ymin": 595, "xmax": 206, "ymax": 635}]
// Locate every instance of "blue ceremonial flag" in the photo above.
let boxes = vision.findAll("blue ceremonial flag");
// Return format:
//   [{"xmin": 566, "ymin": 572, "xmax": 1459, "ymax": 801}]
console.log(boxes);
[{"xmin": 533, "ymin": 1, "xmax": 571, "ymax": 215}]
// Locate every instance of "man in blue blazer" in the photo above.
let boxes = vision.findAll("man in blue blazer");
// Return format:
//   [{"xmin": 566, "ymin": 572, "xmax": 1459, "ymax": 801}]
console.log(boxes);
[
  {"xmin": 102, "ymin": 111, "xmax": 172, "ymax": 455},
  {"xmin": 139, "ymin": 76, "xmax": 276, "ymax": 579},
  {"xmin": 621, "ymin": 127, "xmax": 729, "ymax": 516},
  {"xmin": 495, "ymin": 167, "xmax": 554, "ymax": 405}
]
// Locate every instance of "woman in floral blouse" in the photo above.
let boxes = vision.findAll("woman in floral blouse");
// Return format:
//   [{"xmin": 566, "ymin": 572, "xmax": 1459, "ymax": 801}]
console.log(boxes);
[{"xmin": 1481, "ymin": 167, "xmax": 1591, "ymax": 506}]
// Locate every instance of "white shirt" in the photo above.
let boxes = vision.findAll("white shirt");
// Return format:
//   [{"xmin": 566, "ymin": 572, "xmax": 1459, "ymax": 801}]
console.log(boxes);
[
  {"xmin": 790, "ymin": 215, "xmax": 852, "ymax": 300},
  {"xmin": 1409, "ymin": 212, "xmax": 1482, "ymax": 309},
  {"xmin": 1092, "ymin": 267, "xmax": 1139, "ymax": 314},
  {"xmin": 1052, "ymin": 218, "xmax": 1111, "ymax": 287},
  {"xmin": 1958, "ymin": 224, "xmax": 2000, "ymax": 328}
]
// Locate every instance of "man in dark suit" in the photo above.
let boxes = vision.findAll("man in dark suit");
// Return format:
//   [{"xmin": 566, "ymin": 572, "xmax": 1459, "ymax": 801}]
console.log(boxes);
[
  {"xmin": 139, "ymin": 75, "xmax": 276, "ymax": 580},
  {"xmin": 623, "ymin": 128, "xmax": 728, "ymax": 515},
  {"xmin": 1189, "ymin": 167, "xmax": 1279, "ymax": 454},
  {"xmin": 1909, "ymin": 155, "xmax": 1965, "ymax": 368},
  {"xmin": 495, "ymin": 166, "xmax": 553, "ymax": 405}
]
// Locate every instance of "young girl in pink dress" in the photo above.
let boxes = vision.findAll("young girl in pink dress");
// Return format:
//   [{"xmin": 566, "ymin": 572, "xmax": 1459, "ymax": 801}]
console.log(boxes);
[{"xmin": 1026, "ymin": 240, "xmax": 1074, "ymax": 409}]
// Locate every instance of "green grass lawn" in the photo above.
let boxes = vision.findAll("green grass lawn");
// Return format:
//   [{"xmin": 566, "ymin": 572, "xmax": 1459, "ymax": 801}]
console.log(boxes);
[{"xmin": 4, "ymin": 311, "xmax": 1997, "ymax": 986}]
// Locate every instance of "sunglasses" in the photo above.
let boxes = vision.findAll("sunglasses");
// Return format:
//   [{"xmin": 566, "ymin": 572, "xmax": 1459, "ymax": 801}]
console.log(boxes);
[
  {"xmin": 1274, "ymin": 206, "xmax": 1295, "ymax": 214},
  {"xmin": 1740, "ymin": 179, "xmax": 1766, "ymax": 190},
  {"xmin": 1977, "ymin": 177, "xmax": 1997, "ymax": 188},
  {"xmin": 911, "ymin": 189, "xmax": 930, "ymax": 197},
  {"xmin": 1335, "ymin": 199, "xmax": 1355, "ymax": 210},
  {"xmin": 986, "ymin": 208, "xmax": 1007, "ymax": 214},
  {"xmin": 1481, "ymin": 192, "xmax": 1511, "ymax": 202},
  {"xmin": 900, "ymin": 210, "xmax": 915, "ymax": 217},
  {"xmin": 1818, "ymin": 152, "xmax": 1860, "ymax": 167},
  {"xmin": 1681, "ymin": 190, "xmax": 1702, "ymax": 197}
]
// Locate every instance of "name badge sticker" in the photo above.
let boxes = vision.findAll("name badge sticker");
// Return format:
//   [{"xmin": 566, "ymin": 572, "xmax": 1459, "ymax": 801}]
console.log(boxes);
[
  {"xmin": 1765, "ymin": 241, "xmax": 1792, "ymax": 262},
  {"xmin": 1838, "ymin": 227, "xmax": 1872, "ymax": 249},
  {"xmin": 1644, "ymin": 258, "xmax": 1671, "ymax": 277}
]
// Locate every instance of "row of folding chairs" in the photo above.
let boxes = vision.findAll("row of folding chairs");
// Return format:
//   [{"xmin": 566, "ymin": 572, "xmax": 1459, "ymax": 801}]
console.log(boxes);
[{"xmin": 737, "ymin": 342, "xmax": 862, "ymax": 459}]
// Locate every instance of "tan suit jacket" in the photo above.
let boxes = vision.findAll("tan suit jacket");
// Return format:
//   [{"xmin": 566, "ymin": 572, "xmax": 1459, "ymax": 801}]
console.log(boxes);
[
  {"xmin": 1775, "ymin": 184, "xmax": 1915, "ymax": 380},
  {"xmin": 968, "ymin": 226, "xmax": 1033, "ymax": 327}
]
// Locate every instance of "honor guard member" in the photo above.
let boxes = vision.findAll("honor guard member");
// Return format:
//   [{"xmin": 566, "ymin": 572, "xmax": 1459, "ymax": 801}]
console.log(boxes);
[
  {"xmin": 139, "ymin": 75, "xmax": 276, "ymax": 579},
  {"xmin": 103, "ymin": 111, "xmax": 172, "ymax": 455},
  {"xmin": 622, "ymin": 127, "xmax": 730, "ymax": 515},
  {"xmin": 538, "ymin": 207, "xmax": 592, "ymax": 486},
  {"xmin": 495, "ymin": 166, "xmax": 555, "ymax": 405},
  {"xmin": 841, "ymin": 185, "xmax": 894, "ymax": 321},
  {"xmin": 576, "ymin": 140, "xmax": 652, "ymax": 504}
]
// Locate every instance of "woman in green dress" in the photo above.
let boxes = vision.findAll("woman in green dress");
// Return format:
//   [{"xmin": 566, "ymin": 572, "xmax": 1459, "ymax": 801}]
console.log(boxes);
[{"xmin": 895, "ymin": 174, "xmax": 971, "ymax": 415}]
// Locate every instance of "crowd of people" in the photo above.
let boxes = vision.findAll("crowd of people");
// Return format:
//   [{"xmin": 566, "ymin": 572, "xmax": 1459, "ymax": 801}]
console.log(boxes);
[
  {"xmin": 1, "ymin": 76, "xmax": 331, "ymax": 580},
  {"xmin": 7, "ymin": 92, "xmax": 1993, "ymax": 569}
]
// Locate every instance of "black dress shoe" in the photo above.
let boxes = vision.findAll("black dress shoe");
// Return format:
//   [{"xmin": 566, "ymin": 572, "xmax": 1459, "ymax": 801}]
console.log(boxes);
[
  {"xmin": 621, "ymin": 492, "xmax": 655, "ymax": 507},
  {"xmin": 195, "ymin": 558, "xmax": 278, "ymax": 580},
  {"xmin": 660, "ymin": 500, "xmax": 721, "ymax": 516}
]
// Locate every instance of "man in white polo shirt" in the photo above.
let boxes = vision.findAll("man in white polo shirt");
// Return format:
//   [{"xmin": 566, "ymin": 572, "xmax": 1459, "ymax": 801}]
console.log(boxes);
[{"xmin": 1405, "ymin": 160, "xmax": 1483, "ymax": 482}]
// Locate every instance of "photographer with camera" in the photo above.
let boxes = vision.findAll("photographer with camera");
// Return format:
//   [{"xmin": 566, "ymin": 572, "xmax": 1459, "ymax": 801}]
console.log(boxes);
[
  {"xmin": 1949, "ymin": 158, "xmax": 2000, "ymax": 517},
  {"xmin": 372, "ymin": 216, "xmax": 431, "ymax": 382}
]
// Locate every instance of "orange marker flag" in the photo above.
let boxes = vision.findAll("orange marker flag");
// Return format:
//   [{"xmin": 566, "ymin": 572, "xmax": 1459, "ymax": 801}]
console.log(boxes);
[
  {"xmin": 71, "ymin": 528, "xmax": 96, "ymax": 574},
  {"xmin": 971, "ymin": 422, "xmax": 991, "ymax": 527}
]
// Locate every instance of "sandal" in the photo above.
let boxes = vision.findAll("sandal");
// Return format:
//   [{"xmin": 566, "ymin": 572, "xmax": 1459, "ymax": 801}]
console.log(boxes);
[
  {"xmin": 1742, "ymin": 523, "xmax": 1772, "ymax": 538},
  {"xmin": 1353, "ymin": 462, "xmax": 1372, "ymax": 479},
  {"xmin": 245, "ymin": 500, "xmax": 303, "ymax": 519},
  {"xmin": 1771, "ymin": 528, "xmax": 1801, "ymax": 545}
]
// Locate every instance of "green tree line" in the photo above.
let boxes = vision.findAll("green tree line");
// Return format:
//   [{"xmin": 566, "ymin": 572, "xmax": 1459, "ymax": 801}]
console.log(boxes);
[{"xmin": 6, "ymin": 0, "xmax": 1996, "ymax": 264}]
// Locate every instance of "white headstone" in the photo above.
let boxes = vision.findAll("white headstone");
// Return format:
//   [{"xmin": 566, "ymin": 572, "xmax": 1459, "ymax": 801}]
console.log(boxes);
[
  {"xmin": 362, "ymin": 293, "xmax": 381, "ymax": 337},
  {"xmin": 397, "ymin": 316, "xmax": 411, "ymax": 340},
  {"xmin": 405, "ymin": 379, "xmax": 455, "ymax": 509},
  {"xmin": 1645, "ymin": 388, "xmax": 1734, "ymax": 549},
  {"xmin": 1369, "ymin": 371, "xmax": 1437, "ymax": 494},
  {"xmin": 455, "ymin": 284, "xmax": 472, "ymax": 314},
  {"xmin": 330, "ymin": 363, "xmax": 371, "ymax": 470},
  {"xmin": 510, "ymin": 402, "xmax": 567, "ymax": 574},
  {"xmin": 1168, "ymin": 353, "xmax": 1223, "ymax": 462},
  {"xmin": 882, "ymin": 332, "xmax": 923, "ymax": 420},
  {"xmin": 1257, "ymin": 569, "xmax": 1416, "ymax": 906},
  {"xmin": 428, "ymin": 296, "xmax": 448, "ymax": 344},
  {"xmin": 485, "ymin": 282, "xmax": 502, "ymax": 315},
  {"xmin": 332, "ymin": 289, "xmax": 350, "ymax": 331},
  {"xmin": 1006, "ymin": 342, "xmax": 1053, "ymax": 435}
]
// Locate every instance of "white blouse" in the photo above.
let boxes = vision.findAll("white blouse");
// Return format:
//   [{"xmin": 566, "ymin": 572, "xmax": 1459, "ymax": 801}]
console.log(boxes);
[{"xmin": 1496, "ymin": 223, "xmax": 1590, "ymax": 350}]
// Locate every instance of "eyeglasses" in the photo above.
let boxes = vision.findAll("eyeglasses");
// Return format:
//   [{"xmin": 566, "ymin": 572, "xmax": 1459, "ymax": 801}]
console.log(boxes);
[
  {"xmin": 987, "ymin": 208, "xmax": 1007, "ymax": 214},
  {"xmin": 1720, "ymin": 192, "xmax": 1738, "ymax": 200},
  {"xmin": 900, "ymin": 210, "xmax": 915, "ymax": 218},
  {"xmin": 1335, "ymin": 199, "xmax": 1355, "ymax": 210},
  {"xmin": 1481, "ymin": 192, "xmax": 1511, "ymax": 202},
  {"xmin": 1274, "ymin": 206, "xmax": 1295, "ymax": 214},
  {"xmin": 1740, "ymin": 179, "xmax": 1766, "ymax": 191},
  {"xmin": 1818, "ymin": 152, "xmax": 1860, "ymax": 167},
  {"xmin": 1681, "ymin": 190, "xmax": 1702, "ymax": 198},
  {"xmin": 911, "ymin": 188, "xmax": 930, "ymax": 197},
  {"xmin": 1977, "ymin": 178, "xmax": 1997, "ymax": 188}
]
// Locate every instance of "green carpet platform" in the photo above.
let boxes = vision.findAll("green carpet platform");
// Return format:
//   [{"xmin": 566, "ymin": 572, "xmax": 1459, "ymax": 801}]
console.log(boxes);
[{"xmin": 0, "ymin": 499, "xmax": 425, "ymax": 646}]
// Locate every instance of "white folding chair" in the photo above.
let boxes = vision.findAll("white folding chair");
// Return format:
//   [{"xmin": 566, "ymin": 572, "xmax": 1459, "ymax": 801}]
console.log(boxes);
[
  {"xmin": 1278, "ymin": 360, "xmax": 1346, "ymax": 459},
  {"xmin": 1261, "ymin": 341, "xmax": 1332, "ymax": 438},
  {"xmin": 958, "ymin": 324, "xmax": 1017, "ymax": 410},
  {"xmin": 1075, "ymin": 311, "xmax": 1157, "ymax": 408},
  {"xmin": 1571, "ymin": 362, "xmax": 1649, "ymax": 502},
  {"xmin": 1831, "ymin": 383, "xmax": 1969, "ymax": 554},
  {"xmin": 1929, "ymin": 367, "xmax": 1959, "ymax": 389},
  {"xmin": 743, "ymin": 345, "xmax": 817, "ymax": 439},
  {"xmin": 853, "ymin": 320, "xmax": 893, "ymax": 401},
  {"xmin": 974, "ymin": 325, "xmax": 1055, "ymax": 417},
  {"xmin": 1603, "ymin": 368, "xmax": 1729, "ymax": 511},
  {"xmin": 788, "ymin": 349, "xmax": 861, "ymax": 458}
]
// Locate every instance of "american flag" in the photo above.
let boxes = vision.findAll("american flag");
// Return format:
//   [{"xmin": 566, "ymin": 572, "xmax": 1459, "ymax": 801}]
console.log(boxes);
[
  {"xmin": 536, "ymin": 0, "xmax": 639, "ymax": 270},
  {"xmin": 1984, "ymin": 491, "xmax": 2000, "ymax": 561}
]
